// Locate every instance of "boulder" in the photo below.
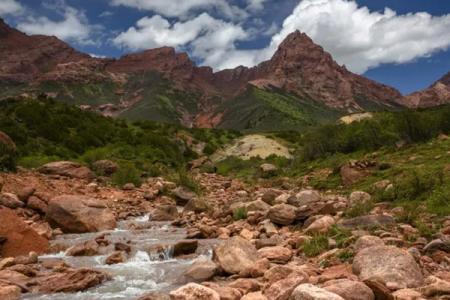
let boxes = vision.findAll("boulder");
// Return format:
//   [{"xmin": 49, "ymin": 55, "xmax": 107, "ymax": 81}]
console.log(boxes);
[
  {"xmin": 246, "ymin": 200, "xmax": 271, "ymax": 213},
  {"xmin": 257, "ymin": 246, "xmax": 292, "ymax": 264},
  {"xmin": 423, "ymin": 239, "xmax": 450, "ymax": 254},
  {"xmin": 173, "ymin": 187, "xmax": 196, "ymax": 206},
  {"xmin": 213, "ymin": 236, "xmax": 259, "ymax": 275},
  {"xmin": 173, "ymin": 240, "xmax": 198, "ymax": 257},
  {"xmin": 138, "ymin": 292, "xmax": 170, "ymax": 300},
  {"xmin": 353, "ymin": 236, "xmax": 384, "ymax": 253},
  {"xmin": 169, "ymin": 283, "xmax": 220, "ymax": 300},
  {"xmin": 418, "ymin": 276, "xmax": 450, "ymax": 298},
  {"xmin": 291, "ymin": 284, "xmax": 345, "ymax": 300},
  {"xmin": 184, "ymin": 258, "xmax": 217, "ymax": 281},
  {"xmin": 242, "ymin": 292, "xmax": 268, "ymax": 300},
  {"xmin": 34, "ymin": 268, "xmax": 110, "ymax": 293},
  {"xmin": 391, "ymin": 289, "xmax": 423, "ymax": 300},
  {"xmin": 66, "ymin": 240, "xmax": 99, "ymax": 257},
  {"xmin": 353, "ymin": 246, "xmax": 424, "ymax": 289},
  {"xmin": 16, "ymin": 187, "xmax": 35, "ymax": 203},
  {"xmin": 305, "ymin": 215, "xmax": 335, "ymax": 234},
  {"xmin": 184, "ymin": 198, "xmax": 209, "ymax": 213},
  {"xmin": 105, "ymin": 251, "xmax": 127, "ymax": 265},
  {"xmin": 260, "ymin": 164, "xmax": 278, "ymax": 177},
  {"xmin": 26, "ymin": 196, "xmax": 48, "ymax": 214},
  {"xmin": 339, "ymin": 215, "xmax": 395, "ymax": 229},
  {"xmin": 289, "ymin": 190, "xmax": 321, "ymax": 207},
  {"xmin": 92, "ymin": 160, "xmax": 118, "ymax": 176},
  {"xmin": 0, "ymin": 208, "xmax": 49, "ymax": 257},
  {"xmin": 38, "ymin": 161, "xmax": 95, "ymax": 180},
  {"xmin": 264, "ymin": 273, "xmax": 308, "ymax": 300},
  {"xmin": 267, "ymin": 204, "xmax": 297, "ymax": 225},
  {"xmin": 340, "ymin": 165, "xmax": 369, "ymax": 186},
  {"xmin": 0, "ymin": 193, "xmax": 23, "ymax": 209},
  {"xmin": 150, "ymin": 205, "xmax": 179, "ymax": 221},
  {"xmin": 348, "ymin": 191, "xmax": 371, "ymax": 206},
  {"xmin": 0, "ymin": 285, "xmax": 21, "ymax": 300},
  {"xmin": 323, "ymin": 279, "xmax": 375, "ymax": 300},
  {"xmin": 46, "ymin": 195, "xmax": 117, "ymax": 233}
]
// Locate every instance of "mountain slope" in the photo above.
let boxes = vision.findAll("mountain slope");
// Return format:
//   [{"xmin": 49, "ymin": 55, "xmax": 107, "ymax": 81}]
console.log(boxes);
[
  {"xmin": 398, "ymin": 72, "xmax": 450, "ymax": 108},
  {"xmin": 0, "ymin": 18, "xmax": 406, "ymax": 130}
]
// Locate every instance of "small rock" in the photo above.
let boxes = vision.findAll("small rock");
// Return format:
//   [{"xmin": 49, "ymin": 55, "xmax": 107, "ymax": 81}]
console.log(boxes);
[
  {"xmin": 305, "ymin": 215, "xmax": 335, "ymax": 234},
  {"xmin": 0, "ymin": 193, "xmax": 23, "ymax": 209},
  {"xmin": 213, "ymin": 236, "xmax": 258, "ymax": 275},
  {"xmin": 291, "ymin": 284, "xmax": 345, "ymax": 300},
  {"xmin": 260, "ymin": 164, "xmax": 278, "ymax": 178},
  {"xmin": 169, "ymin": 283, "xmax": 220, "ymax": 300},
  {"xmin": 173, "ymin": 187, "xmax": 196, "ymax": 206},
  {"xmin": 323, "ymin": 279, "xmax": 375, "ymax": 300},
  {"xmin": 173, "ymin": 240, "xmax": 198, "ymax": 257},
  {"xmin": 353, "ymin": 235, "xmax": 384, "ymax": 253},
  {"xmin": 184, "ymin": 258, "xmax": 217, "ymax": 281},
  {"xmin": 257, "ymin": 246, "xmax": 292, "ymax": 264},
  {"xmin": 0, "ymin": 285, "xmax": 21, "ymax": 300},
  {"xmin": 66, "ymin": 240, "xmax": 99, "ymax": 257},
  {"xmin": 105, "ymin": 251, "xmax": 127, "ymax": 265},
  {"xmin": 150, "ymin": 205, "xmax": 179, "ymax": 221}
]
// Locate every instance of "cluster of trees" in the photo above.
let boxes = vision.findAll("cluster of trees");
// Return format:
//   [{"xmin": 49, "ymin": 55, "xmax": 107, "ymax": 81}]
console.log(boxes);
[{"xmin": 300, "ymin": 106, "xmax": 450, "ymax": 161}]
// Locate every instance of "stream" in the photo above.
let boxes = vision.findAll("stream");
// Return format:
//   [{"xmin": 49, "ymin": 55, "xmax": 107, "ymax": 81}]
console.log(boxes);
[{"xmin": 23, "ymin": 214, "xmax": 217, "ymax": 300}]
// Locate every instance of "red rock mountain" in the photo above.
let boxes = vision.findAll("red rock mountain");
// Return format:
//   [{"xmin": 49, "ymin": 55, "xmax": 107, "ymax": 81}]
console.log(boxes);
[
  {"xmin": 398, "ymin": 72, "xmax": 450, "ymax": 108},
  {"xmin": 3, "ymin": 17, "xmax": 445, "ymax": 129}
]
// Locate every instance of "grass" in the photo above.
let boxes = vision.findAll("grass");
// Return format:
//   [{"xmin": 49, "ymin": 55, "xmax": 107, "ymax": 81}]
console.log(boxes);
[
  {"xmin": 111, "ymin": 162, "xmax": 142, "ymax": 187},
  {"xmin": 233, "ymin": 207, "xmax": 248, "ymax": 221},
  {"xmin": 302, "ymin": 234, "xmax": 329, "ymax": 257}
]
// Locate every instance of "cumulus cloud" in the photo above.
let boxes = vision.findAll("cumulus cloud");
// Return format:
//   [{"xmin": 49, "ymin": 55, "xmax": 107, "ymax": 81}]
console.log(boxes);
[
  {"xmin": 17, "ymin": 1, "xmax": 100, "ymax": 45},
  {"xmin": 114, "ymin": 13, "xmax": 249, "ymax": 70},
  {"xmin": 246, "ymin": 0, "xmax": 267, "ymax": 12},
  {"xmin": 114, "ymin": 0, "xmax": 450, "ymax": 73},
  {"xmin": 110, "ymin": 0, "xmax": 248, "ymax": 20},
  {"xmin": 0, "ymin": 0, "xmax": 23, "ymax": 16}
]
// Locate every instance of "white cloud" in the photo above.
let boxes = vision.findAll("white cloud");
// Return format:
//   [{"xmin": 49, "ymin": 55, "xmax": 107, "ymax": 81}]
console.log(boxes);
[
  {"xmin": 99, "ymin": 11, "xmax": 114, "ymax": 18},
  {"xmin": 110, "ymin": 0, "xmax": 248, "ymax": 20},
  {"xmin": 114, "ymin": 13, "xmax": 249, "ymax": 70},
  {"xmin": 0, "ymin": 0, "xmax": 23, "ymax": 15},
  {"xmin": 17, "ymin": 1, "xmax": 100, "ymax": 45},
  {"xmin": 113, "ymin": 0, "xmax": 450, "ymax": 73},
  {"xmin": 266, "ymin": 0, "xmax": 450, "ymax": 73},
  {"xmin": 246, "ymin": 0, "xmax": 267, "ymax": 12}
]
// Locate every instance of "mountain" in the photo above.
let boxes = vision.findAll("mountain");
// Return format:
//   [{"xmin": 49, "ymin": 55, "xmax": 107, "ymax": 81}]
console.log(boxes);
[
  {"xmin": 398, "ymin": 72, "xmax": 450, "ymax": 108},
  {"xmin": 0, "ymin": 18, "xmax": 406, "ymax": 130}
]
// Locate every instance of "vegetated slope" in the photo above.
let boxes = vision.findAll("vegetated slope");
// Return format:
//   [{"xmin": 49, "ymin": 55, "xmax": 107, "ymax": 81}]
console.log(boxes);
[
  {"xmin": 0, "ymin": 96, "xmax": 238, "ymax": 173},
  {"xmin": 0, "ymin": 18, "xmax": 406, "ymax": 131}
]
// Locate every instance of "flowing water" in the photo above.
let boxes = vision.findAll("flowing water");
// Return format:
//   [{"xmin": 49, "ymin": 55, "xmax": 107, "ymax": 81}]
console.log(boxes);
[{"xmin": 23, "ymin": 215, "xmax": 218, "ymax": 300}]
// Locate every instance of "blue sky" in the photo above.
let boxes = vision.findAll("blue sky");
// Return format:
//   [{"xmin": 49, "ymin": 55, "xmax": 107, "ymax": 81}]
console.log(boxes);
[{"xmin": 1, "ymin": 0, "xmax": 450, "ymax": 95}]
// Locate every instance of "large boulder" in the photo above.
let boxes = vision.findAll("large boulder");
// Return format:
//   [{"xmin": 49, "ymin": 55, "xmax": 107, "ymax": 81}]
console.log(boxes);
[
  {"xmin": 0, "ymin": 208, "xmax": 49, "ymax": 257},
  {"xmin": 0, "ymin": 285, "xmax": 21, "ymax": 300},
  {"xmin": 169, "ymin": 283, "xmax": 220, "ymax": 300},
  {"xmin": 33, "ymin": 268, "xmax": 110, "ymax": 293},
  {"xmin": 288, "ymin": 190, "xmax": 321, "ymax": 207},
  {"xmin": 38, "ymin": 161, "xmax": 95, "ymax": 180},
  {"xmin": 353, "ymin": 246, "xmax": 424, "ymax": 289},
  {"xmin": 213, "ymin": 236, "xmax": 259, "ymax": 275},
  {"xmin": 267, "ymin": 204, "xmax": 297, "ymax": 225},
  {"xmin": 323, "ymin": 279, "xmax": 375, "ymax": 300},
  {"xmin": 291, "ymin": 284, "xmax": 345, "ymax": 300},
  {"xmin": 46, "ymin": 195, "xmax": 117, "ymax": 233}
]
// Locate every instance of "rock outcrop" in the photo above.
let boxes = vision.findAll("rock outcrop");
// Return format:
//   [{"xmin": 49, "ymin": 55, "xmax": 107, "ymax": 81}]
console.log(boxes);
[
  {"xmin": 46, "ymin": 195, "xmax": 116, "ymax": 233},
  {"xmin": 0, "ymin": 208, "xmax": 49, "ymax": 257}
]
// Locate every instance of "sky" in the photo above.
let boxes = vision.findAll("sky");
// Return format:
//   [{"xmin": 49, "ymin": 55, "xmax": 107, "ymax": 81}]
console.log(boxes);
[{"xmin": 1, "ymin": 0, "xmax": 450, "ymax": 95}]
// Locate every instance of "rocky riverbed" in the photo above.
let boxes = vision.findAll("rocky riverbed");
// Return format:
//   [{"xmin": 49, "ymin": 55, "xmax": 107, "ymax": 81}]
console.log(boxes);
[{"xmin": 1, "ymin": 162, "xmax": 450, "ymax": 300}]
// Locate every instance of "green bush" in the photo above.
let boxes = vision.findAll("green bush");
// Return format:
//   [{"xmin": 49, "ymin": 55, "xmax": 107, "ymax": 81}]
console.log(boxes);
[
  {"xmin": 0, "ymin": 144, "xmax": 17, "ymax": 171},
  {"xmin": 344, "ymin": 200, "xmax": 375, "ymax": 218},
  {"xmin": 112, "ymin": 163, "xmax": 142, "ymax": 187},
  {"xmin": 302, "ymin": 234, "xmax": 329, "ymax": 257},
  {"xmin": 427, "ymin": 186, "xmax": 450, "ymax": 216},
  {"xmin": 170, "ymin": 169, "xmax": 202, "ymax": 195},
  {"xmin": 233, "ymin": 207, "xmax": 247, "ymax": 220}
]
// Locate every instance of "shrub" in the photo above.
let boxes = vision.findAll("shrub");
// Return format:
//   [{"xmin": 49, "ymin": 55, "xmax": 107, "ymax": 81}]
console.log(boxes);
[
  {"xmin": 170, "ymin": 169, "xmax": 202, "ymax": 195},
  {"xmin": 112, "ymin": 163, "xmax": 142, "ymax": 187},
  {"xmin": 427, "ymin": 186, "xmax": 450, "ymax": 216},
  {"xmin": 233, "ymin": 207, "xmax": 247, "ymax": 220},
  {"xmin": 302, "ymin": 234, "xmax": 329, "ymax": 257},
  {"xmin": 0, "ymin": 143, "xmax": 16, "ymax": 171},
  {"xmin": 344, "ymin": 200, "xmax": 375, "ymax": 218}
]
